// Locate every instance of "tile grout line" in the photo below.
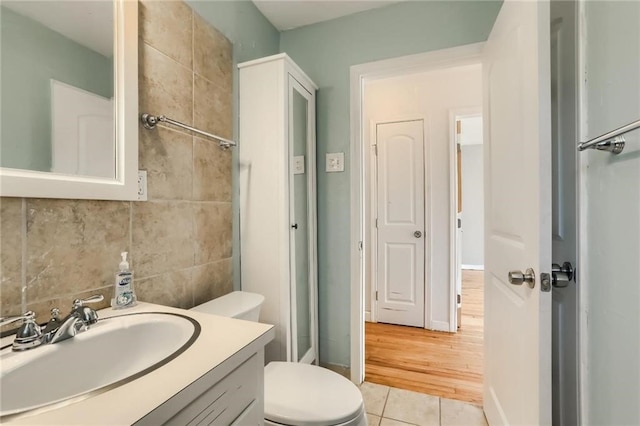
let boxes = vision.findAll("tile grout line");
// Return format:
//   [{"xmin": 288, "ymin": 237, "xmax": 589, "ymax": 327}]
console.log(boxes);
[
  {"xmin": 129, "ymin": 201, "xmax": 133, "ymax": 275},
  {"xmin": 20, "ymin": 198, "xmax": 27, "ymax": 311},
  {"xmin": 381, "ymin": 386, "xmax": 391, "ymax": 421},
  {"xmin": 191, "ymin": 8, "xmax": 197, "ymax": 310}
]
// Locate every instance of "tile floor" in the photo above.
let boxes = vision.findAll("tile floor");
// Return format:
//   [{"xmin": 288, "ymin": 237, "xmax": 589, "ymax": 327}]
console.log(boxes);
[{"xmin": 360, "ymin": 382, "xmax": 488, "ymax": 426}]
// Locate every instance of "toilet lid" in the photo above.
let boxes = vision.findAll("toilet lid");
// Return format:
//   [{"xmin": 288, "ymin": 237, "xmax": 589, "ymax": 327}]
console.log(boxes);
[{"xmin": 264, "ymin": 362, "xmax": 363, "ymax": 426}]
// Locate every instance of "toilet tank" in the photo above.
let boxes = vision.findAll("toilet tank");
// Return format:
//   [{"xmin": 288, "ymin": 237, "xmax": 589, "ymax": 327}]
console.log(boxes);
[{"xmin": 190, "ymin": 291, "xmax": 264, "ymax": 322}]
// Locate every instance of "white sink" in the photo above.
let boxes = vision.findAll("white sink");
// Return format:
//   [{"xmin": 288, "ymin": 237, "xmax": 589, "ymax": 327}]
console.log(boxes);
[{"xmin": 0, "ymin": 312, "xmax": 199, "ymax": 418}]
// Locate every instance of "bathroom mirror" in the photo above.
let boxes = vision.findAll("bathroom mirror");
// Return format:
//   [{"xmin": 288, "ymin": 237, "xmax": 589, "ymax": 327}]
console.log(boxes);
[
  {"xmin": 0, "ymin": 0, "xmax": 139, "ymax": 200},
  {"xmin": 289, "ymin": 78, "xmax": 316, "ymax": 364}
]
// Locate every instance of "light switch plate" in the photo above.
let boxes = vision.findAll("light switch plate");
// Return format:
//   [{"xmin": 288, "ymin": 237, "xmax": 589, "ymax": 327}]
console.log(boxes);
[
  {"xmin": 326, "ymin": 152, "xmax": 344, "ymax": 172},
  {"xmin": 293, "ymin": 156, "xmax": 305, "ymax": 174},
  {"xmin": 137, "ymin": 170, "xmax": 148, "ymax": 201}
]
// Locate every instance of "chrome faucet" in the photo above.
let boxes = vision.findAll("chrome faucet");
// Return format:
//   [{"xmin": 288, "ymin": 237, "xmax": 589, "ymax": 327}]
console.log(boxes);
[
  {"xmin": 0, "ymin": 295, "xmax": 104, "ymax": 351},
  {"xmin": 47, "ymin": 295, "xmax": 103, "ymax": 344}
]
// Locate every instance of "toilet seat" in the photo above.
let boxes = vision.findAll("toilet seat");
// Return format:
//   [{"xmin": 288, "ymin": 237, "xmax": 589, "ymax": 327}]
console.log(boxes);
[{"xmin": 264, "ymin": 362, "xmax": 365, "ymax": 426}]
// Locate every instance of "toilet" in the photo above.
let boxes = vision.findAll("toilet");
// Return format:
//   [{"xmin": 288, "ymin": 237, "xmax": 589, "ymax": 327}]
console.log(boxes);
[{"xmin": 191, "ymin": 291, "xmax": 367, "ymax": 426}]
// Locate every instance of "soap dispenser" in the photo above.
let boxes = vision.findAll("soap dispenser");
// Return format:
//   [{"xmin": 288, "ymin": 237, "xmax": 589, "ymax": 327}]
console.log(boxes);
[{"xmin": 111, "ymin": 252, "xmax": 137, "ymax": 309}]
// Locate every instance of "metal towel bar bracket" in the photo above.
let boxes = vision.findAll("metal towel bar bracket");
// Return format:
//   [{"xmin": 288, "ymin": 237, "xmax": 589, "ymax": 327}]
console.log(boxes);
[
  {"xmin": 578, "ymin": 118, "xmax": 640, "ymax": 154},
  {"xmin": 140, "ymin": 113, "xmax": 237, "ymax": 149}
]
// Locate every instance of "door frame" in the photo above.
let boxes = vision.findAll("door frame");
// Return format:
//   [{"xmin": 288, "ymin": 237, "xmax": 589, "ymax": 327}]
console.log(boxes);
[
  {"xmin": 349, "ymin": 42, "xmax": 485, "ymax": 384},
  {"xmin": 448, "ymin": 108, "xmax": 482, "ymax": 331},
  {"xmin": 368, "ymin": 117, "xmax": 429, "ymax": 326},
  {"xmin": 576, "ymin": 0, "xmax": 588, "ymax": 421}
]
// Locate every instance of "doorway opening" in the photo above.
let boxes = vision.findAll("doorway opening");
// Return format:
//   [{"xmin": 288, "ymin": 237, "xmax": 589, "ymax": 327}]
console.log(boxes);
[
  {"xmin": 452, "ymin": 112, "xmax": 484, "ymax": 332},
  {"xmin": 355, "ymin": 46, "xmax": 485, "ymax": 404}
]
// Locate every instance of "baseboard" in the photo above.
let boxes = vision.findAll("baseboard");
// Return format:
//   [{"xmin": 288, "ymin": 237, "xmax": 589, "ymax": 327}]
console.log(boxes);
[
  {"xmin": 320, "ymin": 362, "xmax": 351, "ymax": 379},
  {"xmin": 462, "ymin": 264, "xmax": 485, "ymax": 270},
  {"xmin": 429, "ymin": 320, "xmax": 451, "ymax": 332},
  {"xmin": 365, "ymin": 311, "xmax": 371, "ymax": 322}
]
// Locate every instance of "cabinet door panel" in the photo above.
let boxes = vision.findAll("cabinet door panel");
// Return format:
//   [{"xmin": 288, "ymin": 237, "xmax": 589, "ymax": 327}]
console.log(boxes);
[{"xmin": 288, "ymin": 75, "xmax": 317, "ymax": 364}]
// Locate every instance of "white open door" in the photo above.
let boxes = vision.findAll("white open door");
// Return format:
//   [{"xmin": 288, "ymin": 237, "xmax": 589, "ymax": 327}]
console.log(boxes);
[{"xmin": 483, "ymin": 0, "xmax": 552, "ymax": 424}]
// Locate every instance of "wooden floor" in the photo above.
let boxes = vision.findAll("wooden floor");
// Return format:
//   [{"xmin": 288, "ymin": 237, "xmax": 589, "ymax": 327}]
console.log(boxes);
[{"xmin": 365, "ymin": 270, "xmax": 484, "ymax": 405}]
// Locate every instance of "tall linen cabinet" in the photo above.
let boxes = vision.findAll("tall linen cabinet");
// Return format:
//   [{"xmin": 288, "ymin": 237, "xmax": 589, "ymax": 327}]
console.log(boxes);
[{"xmin": 238, "ymin": 54, "xmax": 318, "ymax": 365}]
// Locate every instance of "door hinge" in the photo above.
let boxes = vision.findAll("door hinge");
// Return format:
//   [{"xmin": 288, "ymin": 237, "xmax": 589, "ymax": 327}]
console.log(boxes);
[
  {"xmin": 457, "ymin": 294, "xmax": 461, "ymax": 304},
  {"xmin": 375, "ymin": 218, "xmax": 378, "ymax": 228},
  {"xmin": 458, "ymin": 218, "xmax": 462, "ymax": 229},
  {"xmin": 375, "ymin": 291, "xmax": 378, "ymax": 301},
  {"xmin": 358, "ymin": 241, "xmax": 363, "ymax": 251},
  {"xmin": 373, "ymin": 144, "xmax": 378, "ymax": 155}
]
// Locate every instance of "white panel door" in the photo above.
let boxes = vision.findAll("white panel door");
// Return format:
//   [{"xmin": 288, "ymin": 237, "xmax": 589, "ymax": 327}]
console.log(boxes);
[
  {"xmin": 51, "ymin": 80, "xmax": 114, "ymax": 178},
  {"xmin": 375, "ymin": 120, "xmax": 425, "ymax": 328},
  {"xmin": 483, "ymin": 0, "xmax": 552, "ymax": 425}
]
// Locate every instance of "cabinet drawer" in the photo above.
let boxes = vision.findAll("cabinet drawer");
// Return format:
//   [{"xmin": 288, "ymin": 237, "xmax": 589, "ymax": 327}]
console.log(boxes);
[
  {"xmin": 231, "ymin": 400, "xmax": 261, "ymax": 425},
  {"xmin": 166, "ymin": 353, "xmax": 259, "ymax": 425}
]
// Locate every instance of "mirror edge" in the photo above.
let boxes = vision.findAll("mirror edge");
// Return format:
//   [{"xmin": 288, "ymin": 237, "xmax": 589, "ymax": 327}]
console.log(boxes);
[{"xmin": 0, "ymin": 0, "xmax": 139, "ymax": 201}]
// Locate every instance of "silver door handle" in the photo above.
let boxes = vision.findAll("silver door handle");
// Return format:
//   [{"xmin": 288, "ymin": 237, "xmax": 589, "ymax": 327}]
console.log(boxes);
[
  {"xmin": 551, "ymin": 262, "xmax": 574, "ymax": 288},
  {"xmin": 414, "ymin": 231, "xmax": 422, "ymax": 238},
  {"xmin": 508, "ymin": 268, "xmax": 535, "ymax": 289}
]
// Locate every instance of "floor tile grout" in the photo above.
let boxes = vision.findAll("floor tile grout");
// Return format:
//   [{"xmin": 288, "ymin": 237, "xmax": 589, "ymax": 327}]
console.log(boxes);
[
  {"xmin": 381, "ymin": 386, "xmax": 390, "ymax": 418},
  {"xmin": 362, "ymin": 381, "xmax": 486, "ymax": 426}
]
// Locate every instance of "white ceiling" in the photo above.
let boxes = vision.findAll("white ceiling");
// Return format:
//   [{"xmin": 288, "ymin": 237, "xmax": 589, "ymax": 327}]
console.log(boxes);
[
  {"xmin": 253, "ymin": 0, "xmax": 403, "ymax": 31},
  {"xmin": 3, "ymin": 1, "xmax": 113, "ymax": 58}
]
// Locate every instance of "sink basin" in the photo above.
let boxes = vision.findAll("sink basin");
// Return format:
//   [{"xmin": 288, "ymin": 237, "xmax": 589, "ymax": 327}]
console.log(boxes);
[{"xmin": 0, "ymin": 312, "xmax": 200, "ymax": 418}]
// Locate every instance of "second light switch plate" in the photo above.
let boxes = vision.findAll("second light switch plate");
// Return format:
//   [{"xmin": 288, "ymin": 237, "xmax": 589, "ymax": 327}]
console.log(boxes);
[
  {"xmin": 293, "ymin": 156, "xmax": 305, "ymax": 174},
  {"xmin": 326, "ymin": 152, "xmax": 344, "ymax": 172}
]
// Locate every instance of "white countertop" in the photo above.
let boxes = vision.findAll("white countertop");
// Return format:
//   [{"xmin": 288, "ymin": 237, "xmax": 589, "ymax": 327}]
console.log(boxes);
[{"xmin": 1, "ymin": 302, "xmax": 275, "ymax": 425}]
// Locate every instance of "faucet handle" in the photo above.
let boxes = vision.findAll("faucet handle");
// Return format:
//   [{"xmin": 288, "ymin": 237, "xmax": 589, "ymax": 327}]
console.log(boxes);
[
  {"xmin": 73, "ymin": 294, "xmax": 104, "ymax": 308},
  {"xmin": 0, "ymin": 311, "xmax": 44, "ymax": 351},
  {"xmin": 0, "ymin": 311, "xmax": 37, "ymax": 328},
  {"xmin": 72, "ymin": 295, "xmax": 104, "ymax": 326}
]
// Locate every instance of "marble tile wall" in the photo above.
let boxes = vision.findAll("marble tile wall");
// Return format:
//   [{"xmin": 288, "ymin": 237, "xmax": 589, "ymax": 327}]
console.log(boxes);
[{"xmin": 0, "ymin": 0, "xmax": 233, "ymax": 328}]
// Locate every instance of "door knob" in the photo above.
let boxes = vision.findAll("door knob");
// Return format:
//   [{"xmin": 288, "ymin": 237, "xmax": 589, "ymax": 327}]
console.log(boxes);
[
  {"xmin": 414, "ymin": 231, "xmax": 422, "ymax": 238},
  {"xmin": 291, "ymin": 224, "xmax": 298, "ymax": 230},
  {"xmin": 508, "ymin": 268, "xmax": 536, "ymax": 289},
  {"xmin": 551, "ymin": 262, "xmax": 574, "ymax": 288}
]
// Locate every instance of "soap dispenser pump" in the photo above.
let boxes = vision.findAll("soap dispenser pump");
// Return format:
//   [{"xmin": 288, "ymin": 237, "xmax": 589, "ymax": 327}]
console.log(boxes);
[{"xmin": 111, "ymin": 252, "xmax": 137, "ymax": 309}]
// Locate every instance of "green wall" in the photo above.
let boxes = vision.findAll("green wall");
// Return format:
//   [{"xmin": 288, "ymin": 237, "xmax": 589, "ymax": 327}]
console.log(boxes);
[
  {"xmin": 186, "ymin": 0, "xmax": 280, "ymax": 292},
  {"xmin": 280, "ymin": 1, "xmax": 502, "ymax": 367},
  {"xmin": 584, "ymin": 2, "xmax": 640, "ymax": 424},
  {"xmin": 0, "ymin": 6, "xmax": 113, "ymax": 172}
]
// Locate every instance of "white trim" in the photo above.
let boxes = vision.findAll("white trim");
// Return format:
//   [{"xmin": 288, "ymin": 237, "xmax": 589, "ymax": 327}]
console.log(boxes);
[
  {"xmin": 364, "ymin": 311, "xmax": 372, "ymax": 323},
  {"xmin": 430, "ymin": 320, "xmax": 451, "ymax": 333},
  {"xmin": 448, "ymin": 107, "xmax": 482, "ymax": 332},
  {"xmin": 576, "ymin": 0, "xmax": 588, "ymax": 422},
  {"xmin": 461, "ymin": 264, "xmax": 485, "ymax": 271},
  {"xmin": 239, "ymin": 53, "xmax": 319, "ymax": 90},
  {"xmin": 350, "ymin": 42, "xmax": 485, "ymax": 385},
  {"xmin": 0, "ymin": 0, "xmax": 138, "ymax": 201},
  {"xmin": 349, "ymin": 64, "xmax": 365, "ymax": 385},
  {"xmin": 368, "ymin": 120, "xmax": 378, "ymax": 325}
]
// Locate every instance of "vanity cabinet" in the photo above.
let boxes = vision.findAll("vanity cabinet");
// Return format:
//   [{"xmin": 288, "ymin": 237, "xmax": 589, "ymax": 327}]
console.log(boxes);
[
  {"xmin": 239, "ymin": 54, "xmax": 318, "ymax": 364},
  {"xmin": 135, "ymin": 348, "xmax": 265, "ymax": 425}
]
